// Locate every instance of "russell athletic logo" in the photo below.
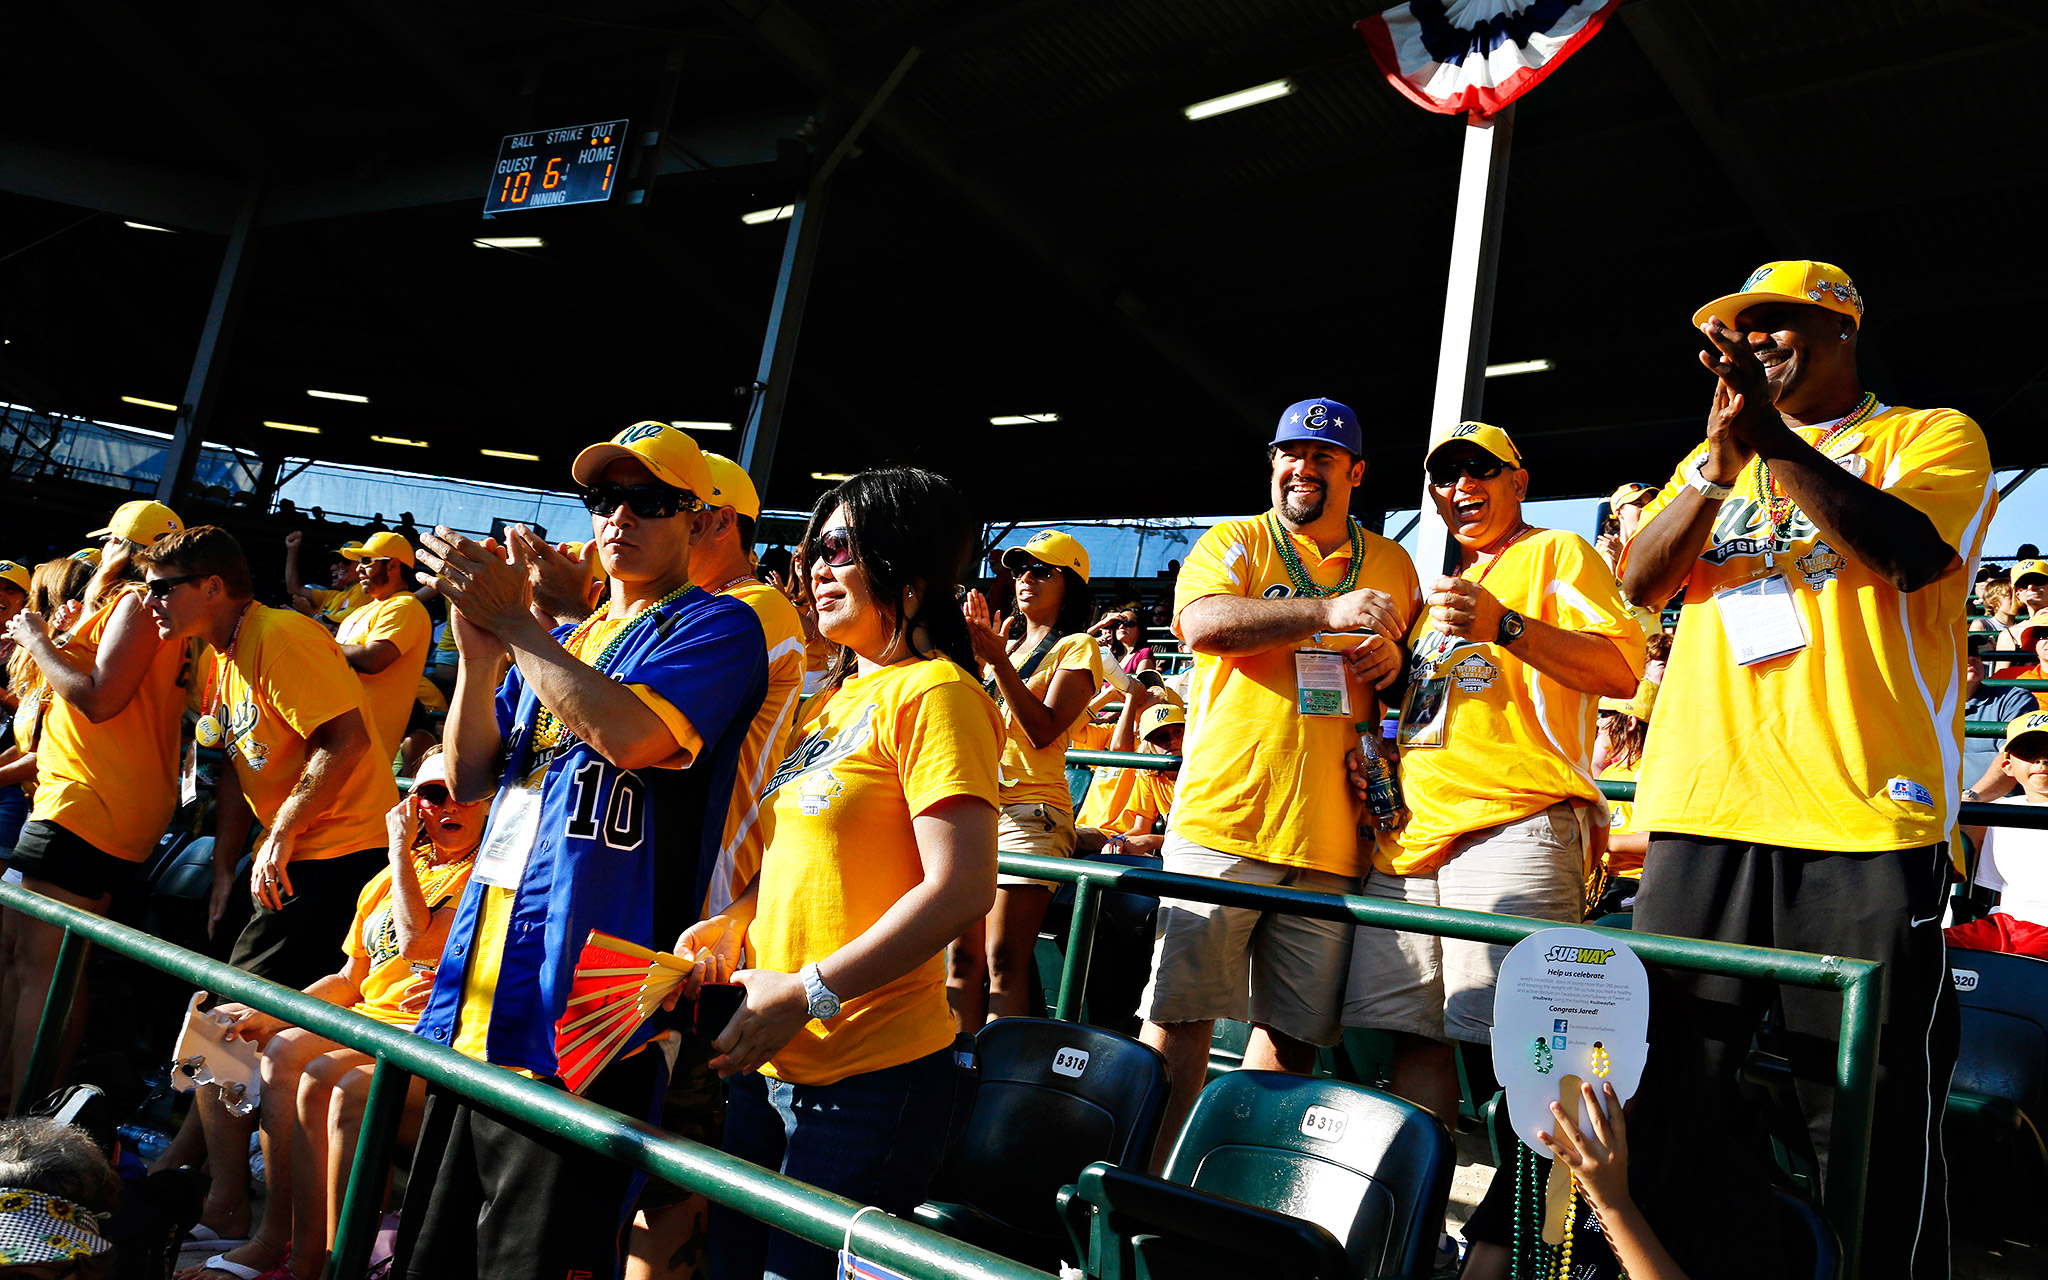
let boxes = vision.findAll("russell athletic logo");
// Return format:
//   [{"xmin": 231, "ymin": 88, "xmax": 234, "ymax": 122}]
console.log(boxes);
[{"xmin": 1545, "ymin": 945, "xmax": 1616, "ymax": 965}]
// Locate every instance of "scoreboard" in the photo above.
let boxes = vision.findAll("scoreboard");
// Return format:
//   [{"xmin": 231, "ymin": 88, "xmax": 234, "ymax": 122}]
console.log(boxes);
[{"xmin": 484, "ymin": 119, "xmax": 629, "ymax": 214}]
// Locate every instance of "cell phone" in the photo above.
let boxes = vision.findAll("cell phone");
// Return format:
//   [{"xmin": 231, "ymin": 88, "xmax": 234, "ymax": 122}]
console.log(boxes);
[{"xmin": 693, "ymin": 982, "xmax": 746, "ymax": 1039}]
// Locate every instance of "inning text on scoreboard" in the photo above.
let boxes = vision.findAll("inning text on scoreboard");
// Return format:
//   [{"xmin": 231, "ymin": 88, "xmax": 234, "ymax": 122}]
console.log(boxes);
[{"xmin": 484, "ymin": 119, "xmax": 630, "ymax": 213}]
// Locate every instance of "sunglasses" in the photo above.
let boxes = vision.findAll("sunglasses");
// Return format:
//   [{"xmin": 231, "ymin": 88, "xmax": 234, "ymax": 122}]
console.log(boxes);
[
  {"xmin": 580, "ymin": 482, "xmax": 702, "ymax": 520},
  {"xmin": 1015, "ymin": 561, "xmax": 1061, "ymax": 581},
  {"xmin": 144, "ymin": 574, "xmax": 205, "ymax": 599},
  {"xmin": 413, "ymin": 782, "xmax": 451, "ymax": 806},
  {"xmin": 807, "ymin": 527, "xmax": 857, "ymax": 568},
  {"xmin": 1427, "ymin": 454, "xmax": 1509, "ymax": 487}
]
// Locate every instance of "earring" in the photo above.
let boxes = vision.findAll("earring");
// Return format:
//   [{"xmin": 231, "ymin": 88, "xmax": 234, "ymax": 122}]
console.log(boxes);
[{"xmin": 1838, "ymin": 331, "xmax": 1851, "ymax": 341}]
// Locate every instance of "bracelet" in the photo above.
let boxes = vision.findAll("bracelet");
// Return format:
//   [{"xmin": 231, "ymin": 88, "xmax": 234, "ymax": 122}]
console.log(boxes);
[{"xmin": 1686, "ymin": 457, "xmax": 1734, "ymax": 500}]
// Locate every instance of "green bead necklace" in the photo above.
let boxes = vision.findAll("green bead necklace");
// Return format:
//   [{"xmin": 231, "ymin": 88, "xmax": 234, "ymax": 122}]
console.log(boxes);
[
  {"xmin": 1752, "ymin": 391, "xmax": 1880, "ymax": 535},
  {"xmin": 532, "ymin": 580, "xmax": 694, "ymax": 746},
  {"xmin": 1264, "ymin": 509, "xmax": 1365, "ymax": 598}
]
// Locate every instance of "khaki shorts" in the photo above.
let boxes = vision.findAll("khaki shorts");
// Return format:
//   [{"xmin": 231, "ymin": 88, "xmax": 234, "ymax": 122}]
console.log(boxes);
[
  {"xmin": 995, "ymin": 801, "xmax": 1077, "ymax": 888},
  {"xmin": 1342, "ymin": 802, "xmax": 1584, "ymax": 1044},
  {"xmin": 1136, "ymin": 832, "xmax": 1358, "ymax": 1047}
]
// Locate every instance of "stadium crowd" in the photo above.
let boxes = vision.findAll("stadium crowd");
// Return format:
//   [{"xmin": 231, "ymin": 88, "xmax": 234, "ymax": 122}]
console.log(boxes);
[{"xmin": 0, "ymin": 258, "xmax": 2030, "ymax": 1280}]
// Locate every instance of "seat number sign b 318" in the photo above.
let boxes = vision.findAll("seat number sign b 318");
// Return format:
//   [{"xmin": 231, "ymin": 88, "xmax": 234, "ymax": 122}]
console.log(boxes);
[{"xmin": 484, "ymin": 120, "xmax": 629, "ymax": 213}]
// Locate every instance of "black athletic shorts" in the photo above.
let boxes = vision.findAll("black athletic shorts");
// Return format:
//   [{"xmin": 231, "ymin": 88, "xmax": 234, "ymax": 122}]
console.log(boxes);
[
  {"xmin": 226, "ymin": 846, "xmax": 384, "ymax": 989},
  {"xmin": 9, "ymin": 820, "xmax": 140, "ymax": 902},
  {"xmin": 398, "ymin": 1046, "xmax": 668, "ymax": 1280}
]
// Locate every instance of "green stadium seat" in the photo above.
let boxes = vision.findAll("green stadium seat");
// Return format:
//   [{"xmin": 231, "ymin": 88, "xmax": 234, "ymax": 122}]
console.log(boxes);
[
  {"xmin": 1944, "ymin": 948, "xmax": 2048, "ymax": 1242},
  {"xmin": 916, "ymin": 1018, "xmax": 1170, "ymax": 1269},
  {"xmin": 1059, "ymin": 1071, "xmax": 1452, "ymax": 1279},
  {"xmin": 1067, "ymin": 764, "xmax": 1094, "ymax": 811},
  {"xmin": 1057, "ymin": 1160, "xmax": 1352, "ymax": 1279}
]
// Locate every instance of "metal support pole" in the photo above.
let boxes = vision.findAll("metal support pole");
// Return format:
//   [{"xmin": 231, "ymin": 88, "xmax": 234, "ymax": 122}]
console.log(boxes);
[
  {"xmin": 16, "ymin": 931, "xmax": 89, "ymax": 1113},
  {"xmin": 1827, "ymin": 961, "xmax": 1884, "ymax": 1280},
  {"xmin": 1054, "ymin": 880, "xmax": 1101, "ymax": 1023},
  {"xmin": 1414, "ymin": 108, "xmax": 1514, "ymax": 581},
  {"xmin": 737, "ymin": 182, "xmax": 829, "ymax": 504},
  {"xmin": 329, "ymin": 1057, "xmax": 412, "ymax": 1279},
  {"xmin": 157, "ymin": 184, "xmax": 261, "ymax": 509}
]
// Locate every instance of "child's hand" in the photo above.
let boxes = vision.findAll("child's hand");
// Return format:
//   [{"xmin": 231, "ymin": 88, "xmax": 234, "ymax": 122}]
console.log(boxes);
[{"xmin": 1539, "ymin": 1080, "xmax": 1631, "ymax": 1213}]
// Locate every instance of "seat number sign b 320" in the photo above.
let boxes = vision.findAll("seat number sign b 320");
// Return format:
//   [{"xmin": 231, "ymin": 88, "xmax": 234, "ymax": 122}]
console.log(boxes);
[{"xmin": 484, "ymin": 119, "xmax": 629, "ymax": 213}]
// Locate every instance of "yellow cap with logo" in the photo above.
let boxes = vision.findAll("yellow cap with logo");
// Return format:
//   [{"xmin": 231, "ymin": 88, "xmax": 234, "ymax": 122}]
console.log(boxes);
[
  {"xmin": 1001, "ymin": 529, "xmax": 1091, "ymax": 583},
  {"xmin": 88, "ymin": 499, "xmax": 183, "ymax": 545},
  {"xmin": 1608, "ymin": 482, "xmax": 1656, "ymax": 509},
  {"xmin": 2005, "ymin": 710, "xmax": 2048, "ymax": 749},
  {"xmin": 1598, "ymin": 677, "xmax": 1659, "ymax": 722},
  {"xmin": 1693, "ymin": 260, "xmax": 1864, "ymax": 331},
  {"xmin": 2010, "ymin": 558, "xmax": 2048, "ymax": 585},
  {"xmin": 1140, "ymin": 702, "xmax": 1186, "ymax": 741},
  {"xmin": 0, "ymin": 559, "xmax": 29, "ymax": 594},
  {"xmin": 70, "ymin": 547, "xmax": 101, "ymax": 566},
  {"xmin": 702, "ymin": 452, "xmax": 761, "ymax": 521},
  {"xmin": 340, "ymin": 531, "xmax": 416, "ymax": 567},
  {"xmin": 571, "ymin": 421, "xmax": 715, "ymax": 501},
  {"xmin": 1425, "ymin": 421, "xmax": 1522, "ymax": 469}
]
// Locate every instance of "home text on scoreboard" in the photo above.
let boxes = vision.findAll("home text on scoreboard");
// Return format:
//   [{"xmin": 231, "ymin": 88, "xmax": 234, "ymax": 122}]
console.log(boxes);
[{"xmin": 484, "ymin": 119, "xmax": 630, "ymax": 214}]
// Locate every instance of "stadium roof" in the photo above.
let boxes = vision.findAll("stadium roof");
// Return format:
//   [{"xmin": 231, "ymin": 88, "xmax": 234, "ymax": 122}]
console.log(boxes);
[{"xmin": 2, "ymin": 0, "xmax": 2044, "ymax": 521}]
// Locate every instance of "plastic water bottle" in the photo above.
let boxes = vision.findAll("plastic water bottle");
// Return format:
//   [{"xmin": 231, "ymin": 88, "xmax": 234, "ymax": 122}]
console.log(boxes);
[{"xmin": 1357, "ymin": 724, "xmax": 1408, "ymax": 832}]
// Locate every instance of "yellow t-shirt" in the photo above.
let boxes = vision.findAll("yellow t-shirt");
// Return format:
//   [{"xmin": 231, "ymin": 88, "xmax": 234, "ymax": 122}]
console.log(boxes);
[
  {"xmin": 1171, "ymin": 514, "xmax": 1421, "ymax": 876},
  {"xmin": 1622, "ymin": 405, "xmax": 1994, "ymax": 854},
  {"xmin": 1598, "ymin": 759, "xmax": 1643, "ymax": 878},
  {"xmin": 305, "ymin": 583, "xmax": 372, "ymax": 628},
  {"xmin": 1069, "ymin": 721, "xmax": 1113, "ymax": 751},
  {"xmin": 335, "ymin": 593, "xmax": 432, "ymax": 759},
  {"xmin": 31, "ymin": 590, "xmax": 192, "ymax": 860},
  {"xmin": 1384, "ymin": 529, "xmax": 1645, "ymax": 876},
  {"xmin": 209, "ymin": 605, "xmax": 397, "ymax": 862},
  {"xmin": 343, "ymin": 851, "xmax": 476, "ymax": 1027},
  {"xmin": 451, "ymin": 609, "xmax": 700, "ymax": 1064},
  {"xmin": 1075, "ymin": 757, "xmax": 1174, "ymax": 838},
  {"xmin": 751, "ymin": 657, "xmax": 1001, "ymax": 1086},
  {"xmin": 706, "ymin": 580, "xmax": 807, "ymax": 916},
  {"xmin": 990, "ymin": 632, "xmax": 1103, "ymax": 812}
]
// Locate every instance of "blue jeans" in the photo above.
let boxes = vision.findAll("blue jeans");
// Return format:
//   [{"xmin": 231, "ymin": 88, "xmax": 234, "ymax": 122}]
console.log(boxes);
[{"xmin": 709, "ymin": 1043, "xmax": 968, "ymax": 1280}]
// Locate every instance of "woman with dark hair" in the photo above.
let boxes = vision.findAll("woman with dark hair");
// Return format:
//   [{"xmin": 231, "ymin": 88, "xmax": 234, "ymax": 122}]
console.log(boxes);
[
  {"xmin": 948, "ymin": 530, "xmax": 1101, "ymax": 1027},
  {"xmin": 685, "ymin": 468, "xmax": 1001, "ymax": 1280}
]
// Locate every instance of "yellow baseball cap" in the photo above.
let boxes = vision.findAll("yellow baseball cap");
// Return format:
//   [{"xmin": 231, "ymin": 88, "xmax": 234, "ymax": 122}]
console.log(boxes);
[
  {"xmin": 1426, "ymin": 421, "xmax": 1522, "ymax": 469},
  {"xmin": 1693, "ymin": 260, "xmax": 1864, "ymax": 331},
  {"xmin": 2011, "ymin": 558, "xmax": 2048, "ymax": 585},
  {"xmin": 702, "ymin": 452, "xmax": 761, "ymax": 520},
  {"xmin": 0, "ymin": 559, "xmax": 29, "ymax": 594},
  {"xmin": 2006, "ymin": 710, "xmax": 2048, "ymax": 750},
  {"xmin": 1598, "ymin": 677, "xmax": 1659, "ymax": 722},
  {"xmin": 1001, "ymin": 529, "xmax": 1091, "ymax": 583},
  {"xmin": 70, "ymin": 547, "xmax": 101, "ymax": 566},
  {"xmin": 88, "ymin": 499, "xmax": 183, "ymax": 544},
  {"xmin": 571, "ymin": 421, "xmax": 715, "ymax": 501},
  {"xmin": 1609, "ymin": 482, "xmax": 1657, "ymax": 509},
  {"xmin": 340, "ymin": 531, "xmax": 416, "ymax": 567},
  {"xmin": 1140, "ymin": 703, "xmax": 1186, "ymax": 741}
]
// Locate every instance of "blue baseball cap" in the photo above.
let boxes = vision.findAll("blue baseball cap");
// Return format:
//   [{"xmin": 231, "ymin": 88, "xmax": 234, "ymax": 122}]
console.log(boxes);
[{"xmin": 1271, "ymin": 398, "xmax": 1362, "ymax": 457}]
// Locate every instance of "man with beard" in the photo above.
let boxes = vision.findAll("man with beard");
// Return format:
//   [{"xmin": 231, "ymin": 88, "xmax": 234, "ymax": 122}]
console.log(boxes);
[
  {"xmin": 333, "ymin": 532, "xmax": 432, "ymax": 762},
  {"xmin": 1135, "ymin": 398, "xmax": 1418, "ymax": 1167},
  {"xmin": 1619, "ymin": 261, "xmax": 1991, "ymax": 1280}
]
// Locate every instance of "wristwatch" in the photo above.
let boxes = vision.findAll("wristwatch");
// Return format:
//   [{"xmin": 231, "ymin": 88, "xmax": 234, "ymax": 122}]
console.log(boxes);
[
  {"xmin": 1496, "ymin": 610, "xmax": 1525, "ymax": 647},
  {"xmin": 800, "ymin": 961, "xmax": 842, "ymax": 1020},
  {"xmin": 1686, "ymin": 456, "xmax": 1735, "ymax": 500}
]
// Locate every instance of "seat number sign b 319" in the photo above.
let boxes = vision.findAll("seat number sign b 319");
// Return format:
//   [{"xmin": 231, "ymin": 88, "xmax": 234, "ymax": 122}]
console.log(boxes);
[{"xmin": 484, "ymin": 119, "xmax": 629, "ymax": 213}]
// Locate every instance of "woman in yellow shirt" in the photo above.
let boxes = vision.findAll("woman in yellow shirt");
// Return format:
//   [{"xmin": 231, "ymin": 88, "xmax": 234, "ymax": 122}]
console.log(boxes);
[
  {"xmin": 682, "ymin": 468, "xmax": 1000, "ymax": 1280},
  {"xmin": 186, "ymin": 749, "xmax": 483, "ymax": 1280},
  {"xmin": 952, "ymin": 529, "xmax": 1102, "ymax": 1026}
]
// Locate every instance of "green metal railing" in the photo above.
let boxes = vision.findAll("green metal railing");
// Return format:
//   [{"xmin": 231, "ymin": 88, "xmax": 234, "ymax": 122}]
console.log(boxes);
[
  {"xmin": 1007, "ymin": 851, "xmax": 1885, "ymax": 1280},
  {"xmin": 0, "ymin": 884, "xmax": 1046, "ymax": 1280}
]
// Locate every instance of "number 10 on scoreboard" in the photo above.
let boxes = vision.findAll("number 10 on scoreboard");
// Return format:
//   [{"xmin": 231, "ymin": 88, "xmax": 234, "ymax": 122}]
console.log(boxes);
[{"xmin": 484, "ymin": 118, "xmax": 630, "ymax": 215}]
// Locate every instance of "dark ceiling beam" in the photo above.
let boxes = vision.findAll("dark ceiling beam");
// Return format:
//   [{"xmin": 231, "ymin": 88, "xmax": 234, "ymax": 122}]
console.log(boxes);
[
  {"xmin": 699, "ymin": 0, "xmax": 1268, "ymax": 432},
  {"xmin": 956, "ymin": 32, "xmax": 1378, "ymax": 171},
  {"xmin": 1718, "ymin": 12, "xmax": 2040, "ymax": 105},
  {"xmin": 1618, "ymin": 2, "xmax": 1812, "ymax": 249},
  {"xmin": 846, "ymin": 0, "xmax": 1082, "ymax": 64},
  {"xmin": 0, "ymin": 138, "xmax": 239, "ymax": 232},
  {"xmin": 63, "ymin": 0, "xmax": 266, "ymax": 174}
]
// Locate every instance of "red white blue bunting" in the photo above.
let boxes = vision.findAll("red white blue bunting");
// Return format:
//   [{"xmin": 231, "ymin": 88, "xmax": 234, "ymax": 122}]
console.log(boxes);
[{"xmin": 1357, "ymin": 0, "xmax": 1622, "ymax": 117}]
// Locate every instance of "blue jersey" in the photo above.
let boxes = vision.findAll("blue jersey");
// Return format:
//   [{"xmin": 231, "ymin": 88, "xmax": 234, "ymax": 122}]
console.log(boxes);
[{"xmin": 412, "ymin": 587, "xmax": 767, "ymax": 1077}]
